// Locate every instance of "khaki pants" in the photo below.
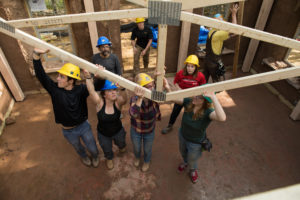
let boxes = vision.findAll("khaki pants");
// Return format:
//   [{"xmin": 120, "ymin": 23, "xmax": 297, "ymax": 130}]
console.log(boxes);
[{"xmin": 133, "ymin": 45, "xmax": 150, "ymax": 75}]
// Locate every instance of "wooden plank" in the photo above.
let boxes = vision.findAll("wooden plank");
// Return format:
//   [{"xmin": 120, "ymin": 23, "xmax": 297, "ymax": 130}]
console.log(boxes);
[
  {"xmin": 180, "ymin": 11, "xmax": 300, "ymax": 51},
  {"xmin": 83, "ymin": 0, "xmax": 99, "ymax": 54},
  {"xmin": 177, "ymin": 9, "xmax": 192, "ymax": 71},
  {"xmin": 290, "ymin": 100, "xmax": 300, "ymax": 120},
  {"xmin": 7, "ymin": 8, "xmax": 148, "ymax": 28},
  {"xmin": 232, "ymin": 2, "xmax": 244, "ymax": 77},
  {"xmin": 156, "ymin": 24, "xmax": 167, "ymax": 91},
  {"xmin": 166, "ymin": 66, "xmax": 300, "ymax": 101},
  {"xmin": 0, "ymin": 99, "xmax": 14, "ymax": 136},
  {"xmin": 126, "ymin": 0, "xmax": 246, "ymax": 10},
  {"xmin": 0, "ymin": 18, "xmax": 152, "ymax": 100},
  {"xmin": 0, "ymin": 48, "xmax": 24, "ymax": 101},
  {"xmin": 242, "ymin": 0, "xmax": 274, "ymax": 72}
]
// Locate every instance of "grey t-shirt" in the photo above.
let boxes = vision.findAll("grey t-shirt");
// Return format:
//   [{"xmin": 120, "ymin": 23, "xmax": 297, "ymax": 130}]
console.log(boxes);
[{"xmin": 92, "ymin": 53, "xmax": 122, "ymax": 75}]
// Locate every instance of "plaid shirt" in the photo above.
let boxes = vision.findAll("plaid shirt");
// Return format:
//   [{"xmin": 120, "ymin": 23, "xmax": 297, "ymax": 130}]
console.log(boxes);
[{"xmin": 129, "ymin": 96, "xmax": 161, "ymax": 134}]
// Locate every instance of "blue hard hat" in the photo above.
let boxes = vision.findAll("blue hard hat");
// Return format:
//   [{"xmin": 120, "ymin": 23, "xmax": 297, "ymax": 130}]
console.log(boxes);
[
  {"xmin": 101, "ymin": 80, "xmax": 118, "ymax": 91},
  {"xmin": 96, "ymin": 36, "xmax": 112, "ymax": 47}
]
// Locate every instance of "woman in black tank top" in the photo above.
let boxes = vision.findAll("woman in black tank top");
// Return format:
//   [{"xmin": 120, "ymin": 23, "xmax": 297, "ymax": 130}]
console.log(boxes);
[{"xmin": 84, "ymin": 68, "xmax": 127, "ymax": 170}]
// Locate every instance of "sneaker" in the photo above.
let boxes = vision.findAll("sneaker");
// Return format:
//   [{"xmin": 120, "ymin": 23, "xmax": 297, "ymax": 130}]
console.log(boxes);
[
  {"xmin": 106, "ymin": 159, "xmax": 114, "ymax": 170},
  {"xmin": 133, "ymin": 157, "xmax": 140, "ymax": 167},
  {"xmin": 119, "ymin": 147, "xmax": 126, "ymax": 153},
  {"xmin": 92, "ymin": 157, "xmax": 99, "ymax": 168},
  {"xmin": 161, "ymin": 125, "xmax": 173, "ymax": 134},
  {"xmin": 177, "ymin": 163, "xmax": 188, "ymax": 173},
  {"xmin": 81, "ymin": 156, "xmax": 91, "ymax": 167},
  {"xmin": 190, "ymin": 170, "xmax": 198, "ymax": 184},
  {"xmin": 141, "ymin": 162, "xmax": 150, "ymax": 172}
]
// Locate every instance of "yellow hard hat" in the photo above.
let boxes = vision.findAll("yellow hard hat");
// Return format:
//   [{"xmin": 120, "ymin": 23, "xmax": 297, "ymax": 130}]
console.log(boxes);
[
  {"xmin": 135, "ymin": 73, "xmax": 153, "ymax": 86},
  {"xmin": 184, "ymin": 55, "xmax": 199, "ymax": 67},
  {"xmin": 57, "ymin": 63, "xmax": 81, "ymax": 80},
  {"xmin": 136, "ymin": 17, "xmax": 145, "ymax": 23}
]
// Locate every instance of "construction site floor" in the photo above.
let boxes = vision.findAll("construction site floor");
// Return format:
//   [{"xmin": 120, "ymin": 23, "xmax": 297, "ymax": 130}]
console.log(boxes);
[{"xmin": 1, "ymin": 79, "xmax": 300, "ymax": 200}]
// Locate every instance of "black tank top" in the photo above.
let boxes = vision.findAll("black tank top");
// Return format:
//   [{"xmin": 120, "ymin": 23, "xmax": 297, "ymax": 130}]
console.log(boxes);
[
  {"xmin": 205, "ymin": 31, "xmax": 222, "ymax": 62},
  {"xmin": 97, "ymin": 100, "xmax": 122, "ymax": 137}
]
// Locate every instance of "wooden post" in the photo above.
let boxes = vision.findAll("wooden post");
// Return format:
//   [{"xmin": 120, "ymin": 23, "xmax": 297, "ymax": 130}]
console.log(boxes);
[
  {"xmin": 290, "ymin": 100, "xmax": 300, "ymax": 120},
  {"xmin": 177, "ymin": 9, "xmax": 193, "ymax": 71},
  {"xmin": 166, "ymin": 66, "xmax": 300, "ymax": 101},
  {"xmin": 241, "ymin": 0, "xmax": 274, "ymax": 72},
  {"xmin": 83, "ymin": 0, "xmax": 99, "ymax": 54},
  {"xmin": 0, "ymin": 48, "xmax": 24, "ymax": 101},
  {"xmin": 232, "ymin": 2, "xmax": 244, "ymax": 77},
  {"xmin": 156, "ymin": 24, "xmax": 167, "ymax": 91}
]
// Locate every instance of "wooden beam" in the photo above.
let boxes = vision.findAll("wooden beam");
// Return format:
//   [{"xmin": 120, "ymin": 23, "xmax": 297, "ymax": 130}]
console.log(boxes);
[
  {"xmin": 242, "ymin": 0, "xmax": 274, "ymax": 72},
  {"xmin": 126, "ymin": 0, "xmax": 246, "ymax": 10},
  {"xmin": 156, "ymin": 24, "xmax": 167, "ymax": 91},
  {"xmin": 166, "ymin": 66, "xmax": 300, "ymax": 101},
  {"xmin": 83, "ymin": 0, "xmax": 99, "ymax": 54},
  {"xmin": 232, "ymin": 1, "xmax": 244, "ymax": 77},
  {"xmin": 0, "ymin": 48, "xmax": 24, "ymax": 101},
  {"xmin": 7, "ymin": 8, "xmax": 148, "ymax": 28},
  {"xmin": 290, "ymin": 100, "xmax": 300, "ymax": 120},
  {"xmin": 0, "ymin": 18, "xmax": 152, "ymax": 100},
  {"xmin": 177, "ymin": 9, "xmax": 192, "ymax": 71},
  {"xmin": 181, "ymin": 12, "xmax": 300, "ymax": 51}
]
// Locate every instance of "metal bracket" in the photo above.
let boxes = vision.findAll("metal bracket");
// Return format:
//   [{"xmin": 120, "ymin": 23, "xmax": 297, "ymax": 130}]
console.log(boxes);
[
  {"xmin": 148, "ymin": 1, "xmax": 182, "ymax": 26},
  {"xmin": 151, "ymin": 90, "xmax": 166, "ymax": 102},
  {"xmin": 0, "ymin": 21, "xmax": 15, "ymax": 33}
]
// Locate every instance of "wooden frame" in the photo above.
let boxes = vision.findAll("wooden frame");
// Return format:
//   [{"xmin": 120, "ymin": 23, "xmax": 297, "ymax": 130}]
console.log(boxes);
[{"xmin": 1, "ymin": 0, "xmax": 300, "ymax": 103}]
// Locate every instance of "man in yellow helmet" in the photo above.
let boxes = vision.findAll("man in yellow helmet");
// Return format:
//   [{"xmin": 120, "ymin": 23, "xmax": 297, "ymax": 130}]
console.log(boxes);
[
  {"xmin": 32, "ymin": 48, "xmax": 99, "ymax": 168},
  {"xmin": 204, "ymin": 4, "xmax": 239, "ymax": 82},
  {"xmin": 131, "ymin": 18, "xmax": 153, "ymax": 75}
]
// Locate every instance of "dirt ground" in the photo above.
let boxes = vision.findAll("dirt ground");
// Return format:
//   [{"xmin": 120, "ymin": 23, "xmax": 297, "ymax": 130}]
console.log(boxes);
[{"xmin": 1, "ymin": 71, "xmax": 300, "ymax": 200}]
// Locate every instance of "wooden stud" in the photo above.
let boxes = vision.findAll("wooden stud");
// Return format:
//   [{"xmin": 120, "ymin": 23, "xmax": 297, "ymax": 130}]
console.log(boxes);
[
  {"xmin": 83, "ymin": 0, "xmax": 99, "ymax": 54},
  {"xmin": 7, "ymin": 8, "xmax": 148, "ymax": 28},
  {"xmin": 156, "ymin": 24, "xmax": 167, "ymax": 91},
  {"xmin": 0, "ymin": 48, "xmax": 24, "ymax": 101},
  {"xmin": 232, "ymin": 1, "xmax": 244, "ymax": 77},
  {"xmin": 126, "ymin": 0, "xmax": 246, "ymax": 10},
  {"xmin": 242, "ymin": 0, "xmax": 274, "ymax": 72},
  {"xmin": 166, "ymin": 66, "xmax": 300, "ymax": 101},
  {"xmin": 177, "ymin": 9, "xmax": 192, "ymax": 71},
  {"xmin": 0, "ymin": 18, "xmax": 152, "ymax": 100},
  {"xmin": 181, "ymin": 11, "xmax": 300, "ymax": 51},
  {"xmin": 290, "ymin": 100, "xmax": 300, "ymax": 120}
]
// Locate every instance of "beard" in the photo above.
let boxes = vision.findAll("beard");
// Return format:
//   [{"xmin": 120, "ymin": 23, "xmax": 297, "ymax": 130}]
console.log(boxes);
[{"xmin": 101, "ymin": 50, "xmax": 110, "ymax": 57}]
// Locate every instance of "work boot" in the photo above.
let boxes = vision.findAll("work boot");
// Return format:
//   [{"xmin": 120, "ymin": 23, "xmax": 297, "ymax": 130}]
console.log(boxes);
[
  {"xmin": 81, "ymin": 156, "xmax": 91, "ymax": 167},
  {"xmin": 106, "ymin": 159, "xmax": 114, "ymax": 170},
  {"xmin": 119, "ymin": 147, "xmax": 126, "ymax": 153},
  {"xmin": 161, "ymin": 124, "xmax": 173, "ymax": 134},
  {"xmin": 190, "ymin": 169, "xmax": 198, "ymax": 184},
  {"xmin": 133, "ymin": 157, "xmax": 140, "ymax": 167},
  {"xmin": 177, "ymin": 163, "xmax": 188, "ymax": 173},
  {"xmin": 92, "ymin": 156, "xmax": 99, "ymax": 168},
  {"xmin": 141, "ymin": 162, "xmax": 150, "ymax": 172}
]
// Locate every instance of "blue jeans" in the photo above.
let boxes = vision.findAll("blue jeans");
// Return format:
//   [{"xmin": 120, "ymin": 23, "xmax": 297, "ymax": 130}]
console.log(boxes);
[
  {"xmin": 62, "ymin": 120, "xmax": 99, "ymax": 159},
  {"xmin": 130, "ymin": 127, "xmax": 155, "ymax": 163},
  {"xmin": 98, "ymin": 127, "xmax": 126, "ymax": 160},
  {"xmin": 178, "ymin": 131, "xmax": 202, "ymax": 170}
]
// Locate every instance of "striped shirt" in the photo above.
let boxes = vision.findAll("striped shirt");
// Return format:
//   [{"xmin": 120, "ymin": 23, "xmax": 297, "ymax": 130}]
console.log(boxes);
[{"xmin": 129, "ymin": 96, "xmax": 161, "ymax": 134}]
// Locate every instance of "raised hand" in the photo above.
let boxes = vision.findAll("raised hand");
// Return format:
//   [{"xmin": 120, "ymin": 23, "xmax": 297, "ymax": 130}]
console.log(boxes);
[
  {"xmin": 134, "ymin": 86, "xmax": 145, "ymax": 99},
  {"xmin": 33, "ymin": 48, "xmax": 50, "ymax": 55}
]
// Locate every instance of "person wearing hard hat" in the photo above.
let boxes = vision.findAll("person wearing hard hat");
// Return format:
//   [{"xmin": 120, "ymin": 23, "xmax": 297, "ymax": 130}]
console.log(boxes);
[
  {"xmin": 84, "ymin": 67, "xmax": 127, "ymax": 170},
  {"xmin": 131, "ymin": 18, "xmax": 153, "ymax": 75},
  {"xmin": 32, "ymin": 48, "xmax": 99, "ymax": 168},
  {"xmin": 161, "ymin": 55, "xmax": 206, "ymax": 134},
  {"xmin": 204, "ymin": 4, "xmax": 239, "ymax": 82},
  {"xmin": 92, "ymin": 36, "xmax": 122, "ymax": 90},
  {"xmin": 129, "ymin": 73, "xmax": 171, "ymax": 172}
]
